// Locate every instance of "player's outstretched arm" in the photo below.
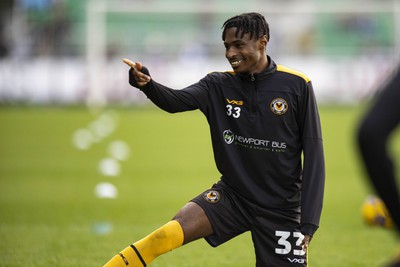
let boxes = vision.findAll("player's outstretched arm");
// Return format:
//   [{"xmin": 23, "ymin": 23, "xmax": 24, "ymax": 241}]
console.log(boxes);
[{"xmin": 122, "ymin": 58, "xmax": 151, "ymax": 87}]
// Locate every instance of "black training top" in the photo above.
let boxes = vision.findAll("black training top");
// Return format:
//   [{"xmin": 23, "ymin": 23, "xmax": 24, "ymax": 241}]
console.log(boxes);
[{"xmin": 129, "ymin": 57, "xmax": 325, "ymax": 236}]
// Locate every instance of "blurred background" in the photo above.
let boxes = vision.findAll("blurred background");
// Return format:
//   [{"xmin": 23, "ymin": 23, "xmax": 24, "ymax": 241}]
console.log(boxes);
[
  {"xmin": 1, "ymin": 1, "xmax": 400, "ymax": 266},
  {"xmin": 0, "ymin": 0, "xmax": 399, "ymax": 106}
]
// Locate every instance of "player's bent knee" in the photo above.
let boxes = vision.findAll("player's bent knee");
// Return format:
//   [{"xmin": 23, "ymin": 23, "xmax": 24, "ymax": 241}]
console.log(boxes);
[{"xmin": 173, "ymin": 202, "xmax": 213, "ymax": 244}]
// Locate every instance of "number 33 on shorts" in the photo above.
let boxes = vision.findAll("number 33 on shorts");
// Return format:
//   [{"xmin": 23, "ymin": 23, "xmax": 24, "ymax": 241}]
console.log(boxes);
[{"xmin": 275, "ymin": 231, "xmax": 306, "ymax": 256}]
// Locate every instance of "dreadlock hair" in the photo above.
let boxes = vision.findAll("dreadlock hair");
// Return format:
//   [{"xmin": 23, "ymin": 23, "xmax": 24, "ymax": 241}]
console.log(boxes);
[{"xmin": 221, "ymin": 12, "xmax": 270, "ymax": 41}]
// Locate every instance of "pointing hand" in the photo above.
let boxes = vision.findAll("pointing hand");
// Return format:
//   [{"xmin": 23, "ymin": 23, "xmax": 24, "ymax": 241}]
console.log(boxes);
[{"xmin": 122, "ymin": 58, "xmax": 151, "ymax": 87}]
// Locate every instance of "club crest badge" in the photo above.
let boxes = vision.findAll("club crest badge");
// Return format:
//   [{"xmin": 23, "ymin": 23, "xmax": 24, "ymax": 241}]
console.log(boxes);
[
  {"xmin": 270, "ymin": 98, "xmax": 288, "ymax": 115},
  {"xmin": 203, "ymin": 190, "xmax": 220, "ymax": 203}
]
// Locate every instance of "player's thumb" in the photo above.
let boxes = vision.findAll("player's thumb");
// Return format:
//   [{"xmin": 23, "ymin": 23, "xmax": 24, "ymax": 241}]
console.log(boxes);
[{"xmin": 136, "ymin": 62, "xmax": 143, "ymax": 71}]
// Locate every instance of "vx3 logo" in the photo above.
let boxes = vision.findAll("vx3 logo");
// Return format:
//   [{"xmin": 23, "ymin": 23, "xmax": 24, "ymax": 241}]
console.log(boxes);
[
  {"xmin": 286, "ymin": 258, "xmax": 305, "ymax": 264},
  {"xmin": 226, "ymin": 98, "xmax": 244, "ymax": 106}
]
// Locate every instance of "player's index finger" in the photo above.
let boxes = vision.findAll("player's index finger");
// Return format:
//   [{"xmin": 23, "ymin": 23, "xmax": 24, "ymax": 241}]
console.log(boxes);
[{"xmin": 122, "ymin": 58, "xmax": 136, "ymax": 68}]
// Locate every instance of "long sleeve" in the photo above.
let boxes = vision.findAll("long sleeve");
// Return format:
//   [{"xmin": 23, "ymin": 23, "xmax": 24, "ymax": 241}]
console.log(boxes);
[
  {"xmin": 129, "ymin": 67, "xmax": 209, "ymax": 113},
  {"xmin": 299, "ymin": 81, "xmax": 325, "ymax": 236}
]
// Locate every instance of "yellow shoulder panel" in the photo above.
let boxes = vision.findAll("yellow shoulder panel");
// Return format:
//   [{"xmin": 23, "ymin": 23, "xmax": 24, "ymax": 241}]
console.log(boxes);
[
  {"xmin": 225, "ymin": 70, "xmax": 236, "ymax": 75},
  {"xmin": 208, "ymin": 70, "xmax": 236, "ymax": 75},
  {"xmin": 277, "ymin": 65, "xmax": 311, "ymax": 83}
]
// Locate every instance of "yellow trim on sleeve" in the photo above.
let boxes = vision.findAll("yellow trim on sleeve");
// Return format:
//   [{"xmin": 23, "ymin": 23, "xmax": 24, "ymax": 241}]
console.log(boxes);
[{"xmin": 277, "ymin": 65, "xmax": 311, "ymax": 83}]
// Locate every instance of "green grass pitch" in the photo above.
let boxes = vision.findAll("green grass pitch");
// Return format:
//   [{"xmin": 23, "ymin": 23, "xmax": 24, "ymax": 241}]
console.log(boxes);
[{"xmin": 0, "ymin": 104, "xmax": 399, "ymax": 266}]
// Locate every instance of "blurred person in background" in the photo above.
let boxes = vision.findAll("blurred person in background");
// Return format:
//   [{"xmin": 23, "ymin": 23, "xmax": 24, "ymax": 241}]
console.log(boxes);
[
  {"xmin": 0, "ymin": 0, "xmax": 13, "ymax": 58},
  {"xmin": 357, "ymin": 61, "xmax": 400, "ymax": 267},
  {"xmin": 104, "ymin": 12, "xmax": 325, "ymax": 267},
  {"xmin": 16, "ymin": 0, "xmax": 71, "ymax": 57}
]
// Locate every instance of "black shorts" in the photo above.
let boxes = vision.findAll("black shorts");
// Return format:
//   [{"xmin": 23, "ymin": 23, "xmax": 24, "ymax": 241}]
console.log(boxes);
[{"xmin": 191, "ymin": 180, "xmax": 307, "ymax": 267}]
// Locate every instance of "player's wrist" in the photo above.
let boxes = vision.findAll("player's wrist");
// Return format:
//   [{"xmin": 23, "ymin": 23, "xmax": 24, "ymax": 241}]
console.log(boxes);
[
  {"xmin": 300, "ymin": 223, "xmax": 318, "ymax": 237},
  {"xmin": 129, "ymin": 66, "xmax": 152, "ymax": 89}
]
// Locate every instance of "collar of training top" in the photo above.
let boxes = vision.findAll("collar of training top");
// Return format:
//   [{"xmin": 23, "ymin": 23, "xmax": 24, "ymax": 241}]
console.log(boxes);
[{"xmin": 237, "ymin": 55, "xmax": 277, "ymax": 82}]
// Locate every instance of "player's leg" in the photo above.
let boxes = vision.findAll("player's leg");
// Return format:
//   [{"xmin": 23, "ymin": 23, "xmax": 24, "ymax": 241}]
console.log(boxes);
[
  {"xmin": 251, "ymin": 209, "xmax": 305, "ymax": 267},
  {"xmin": 103, "ymin": 202, "xmax": 212, "ymax": 267},
  {"xmin": 173, "ymin": 201, "xmax": 214, "ymax": 244},
  {"xmin": 387, "ymin": 254, "xmax": 400, "ymax": 267},
  {"xmin": 357, "ymin": 65, "xmax": 400, "ymax": 232},
  {"xmin": 190, "ymin": 182, "xmax": 253, "ymax": 248}
]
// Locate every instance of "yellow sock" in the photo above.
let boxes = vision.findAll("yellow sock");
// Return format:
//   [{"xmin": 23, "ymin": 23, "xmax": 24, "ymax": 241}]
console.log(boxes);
[{"xmin": 103, "ymin": 220, "xmax": 184, "ymax": 267}]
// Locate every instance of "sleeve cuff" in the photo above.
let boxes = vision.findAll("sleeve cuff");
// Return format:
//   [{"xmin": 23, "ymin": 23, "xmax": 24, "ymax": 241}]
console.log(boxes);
[
  {"xmin": 128, "ymin": 66, "xmax": 151, "ymax": 90},
  {"xmin": 300, "ymin": 223, "xmax": 319, "ymax": 236}
]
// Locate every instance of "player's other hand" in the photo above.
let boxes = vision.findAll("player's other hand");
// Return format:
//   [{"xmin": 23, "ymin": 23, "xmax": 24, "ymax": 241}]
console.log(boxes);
[
  {"xmin": 122, "ymin": 58, "xmax": 151, "ymax": 87},
  {"xmin": 301, "ymin": 235, "xmax": 312, "ymax": 252}
]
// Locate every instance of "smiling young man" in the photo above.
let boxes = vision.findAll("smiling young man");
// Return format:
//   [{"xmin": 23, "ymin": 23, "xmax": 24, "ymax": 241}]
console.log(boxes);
[{"xmin": 103, "ymin": 12, "xmax": 325, "ymax": 267}]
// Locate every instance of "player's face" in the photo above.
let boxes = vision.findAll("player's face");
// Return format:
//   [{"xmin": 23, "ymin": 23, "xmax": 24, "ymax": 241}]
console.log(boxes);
[{"xmin": 223, "ymin": 27, "xmax": 268, "ymax": 74}]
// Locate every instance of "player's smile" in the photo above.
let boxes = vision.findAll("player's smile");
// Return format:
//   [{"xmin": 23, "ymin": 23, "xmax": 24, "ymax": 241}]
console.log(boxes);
[
  {"xmin": 223, "ymin": 27, "xmax": 268, "ymax": 74},
  {"xmin": 229, "ymin": 58, "xmax": 244, "ymax": 69}
]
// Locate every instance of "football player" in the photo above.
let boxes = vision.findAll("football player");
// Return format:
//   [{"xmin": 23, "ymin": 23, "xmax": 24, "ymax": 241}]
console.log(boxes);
[
  {"xmin": 104, "ymin": 12, "xmax": 325, "ymax": 267},
  {"xmin": 357, "ymin": 61, "xmax": 400, "ymax": 267}
]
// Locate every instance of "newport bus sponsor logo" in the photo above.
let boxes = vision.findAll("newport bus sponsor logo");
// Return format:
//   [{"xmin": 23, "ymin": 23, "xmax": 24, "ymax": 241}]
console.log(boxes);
[
  {"xmin": 223, "ymin": 130, "xmax": 235, "ymax": 144},
  {"xmin": 222, "ymin": 129, "xmax": 286, "ymax": 152}
]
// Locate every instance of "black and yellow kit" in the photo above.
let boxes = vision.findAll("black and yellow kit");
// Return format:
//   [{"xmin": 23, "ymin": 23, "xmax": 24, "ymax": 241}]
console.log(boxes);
[
  {"xmin": 129, "ymin": 56, "xmax": 325, "ymax": 266},
  {"xmin": 358, "ymin": 63, "xmax": 400, "ymax": 232}
]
